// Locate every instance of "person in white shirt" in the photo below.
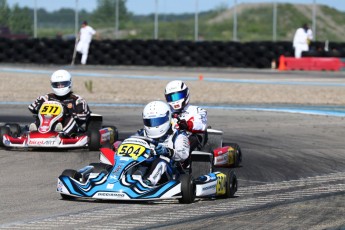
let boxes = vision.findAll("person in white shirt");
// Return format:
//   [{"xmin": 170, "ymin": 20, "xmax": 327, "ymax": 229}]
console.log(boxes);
[
  {"xmin": 293, "ymin": 23, "xmax": 313, "ymax": 58},
  {"xmin": 76, "ymin": 21, "xmax": 96, "ymax": 65}
]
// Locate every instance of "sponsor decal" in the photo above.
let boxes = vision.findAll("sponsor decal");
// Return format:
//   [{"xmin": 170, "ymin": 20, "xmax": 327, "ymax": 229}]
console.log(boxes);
[
  {"xmin": 202, "ymin": 184, "xmax": 216, "ymax": 191},
  {"xmin": 112, "ymin": 165, "xmax": 122, "ymax": 174},
  {"xmin": 97, "ymin": 192, "xmax": 125, "ymax": 197},
  {"xmin": 67, "ymin": 103, "xmax": 73, "ymax": 109},
  {"xmin": 119, "ymin": 157, "xmax": 131, "ymax": 161},
  {"xmin": 28, "ymin": 138, "xmax": 57, "ymax": 146}
]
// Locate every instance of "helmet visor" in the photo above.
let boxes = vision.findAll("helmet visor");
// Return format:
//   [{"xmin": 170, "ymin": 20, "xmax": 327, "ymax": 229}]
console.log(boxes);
[
  {"xmin": 165, "ymin": 89, "xmax": 188, "ymax": 103},
  {"xmin": 143, "ymin": 111, "xmax": 170, "ymax": 127},
  {"xmin": 51, "ymin": 81, "xmax": 71, "ymax": 89}
]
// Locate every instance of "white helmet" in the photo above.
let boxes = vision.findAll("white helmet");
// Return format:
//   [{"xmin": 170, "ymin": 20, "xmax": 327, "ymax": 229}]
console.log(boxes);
[
  {"xmin": 142, "ymin": 101, "xmax": 171, "ymax": 139},
  {"xmin": 165, "ymin": 80, "xmax": 190, "ymax": 112},
  {"xmin": 50, "ymin": 69, "xmax": 72, "ymax": 96}
]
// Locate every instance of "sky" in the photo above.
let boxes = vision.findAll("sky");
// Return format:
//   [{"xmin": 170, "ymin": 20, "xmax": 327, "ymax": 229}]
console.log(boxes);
[{"xmin": 6, "ymin": 0, "xmax": 345, "ymax": 14}]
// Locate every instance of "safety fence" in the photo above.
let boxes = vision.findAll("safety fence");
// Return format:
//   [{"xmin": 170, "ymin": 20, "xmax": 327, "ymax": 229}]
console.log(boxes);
[{"xmin": 0, "ymin": 38, "xmax": 345, "ymax": 69}]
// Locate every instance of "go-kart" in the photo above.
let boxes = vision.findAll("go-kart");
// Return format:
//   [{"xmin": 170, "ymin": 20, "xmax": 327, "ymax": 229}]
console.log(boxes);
[
  {"xmin": 57, "ymin": 135, "xmax": 238, "ymax": 203},
  {"xmin": 172, "ymin": 114, "xmax": 242, "ymax": 168},
  {"xmin": 0, "ymin": 101, "xmax": 118, "ymax": 151}
]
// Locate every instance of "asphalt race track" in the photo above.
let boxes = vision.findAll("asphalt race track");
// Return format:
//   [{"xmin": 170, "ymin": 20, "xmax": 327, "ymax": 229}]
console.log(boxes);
[{"xmin": 0, "ymin": 104, "xmax": 345, "ymax": 230}]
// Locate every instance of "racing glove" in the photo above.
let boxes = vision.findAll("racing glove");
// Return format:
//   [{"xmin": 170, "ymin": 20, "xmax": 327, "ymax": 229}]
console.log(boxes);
[
  {"xmin": 177, "ymin": 119, "xmax": 193, "ymax": 131},
  {"xmin": 155, "ymin": 144, "xmax": 173, "ymax": 158}
]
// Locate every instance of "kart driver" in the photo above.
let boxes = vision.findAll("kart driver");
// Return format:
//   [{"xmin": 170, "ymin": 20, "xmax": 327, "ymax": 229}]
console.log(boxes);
[
  {"xmin": 135, "ymin": 100, "xmax": 190, "ymax": 186},
  {"xmin": 164, "ymin": 80, "xmax": 207, "ymax": 151},
  {"xmin": 28, "ymin": 69, "xmax": 91, "ymax": 137}
]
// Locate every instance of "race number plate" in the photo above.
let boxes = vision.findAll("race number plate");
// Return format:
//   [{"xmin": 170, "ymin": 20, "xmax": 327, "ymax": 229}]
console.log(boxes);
[
  {"xmin": 39, "ymin": 102, "xmax": 63, "ymax": 116},
  {"xmin": 117, "ymin": 143, "xmax": 146, "ymax": 160}
]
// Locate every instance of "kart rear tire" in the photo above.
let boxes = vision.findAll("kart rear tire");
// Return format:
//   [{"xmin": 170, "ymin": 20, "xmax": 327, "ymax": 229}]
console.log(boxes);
[
  {"xmin": 60, "ymin": 169, "xmax": 81, "ymax": 200},
  {"xmin": 225, "ymin": 170, "xmax": 237, "ymax": 198},
  {"xmin": 178, "ymin": 174, "xmax": 195, "ymax": 204},
  {"xmin": 0, "ymin": 126, "xmax": 10, "ymax": 147}
]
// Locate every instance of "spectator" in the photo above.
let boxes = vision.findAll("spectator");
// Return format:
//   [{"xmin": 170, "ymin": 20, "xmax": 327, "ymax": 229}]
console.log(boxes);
[
  {"xmin": 293, "ymin": 23, "xmax": 313, "ymax": 58},
  {"xmin": 76, "ymin": 21, "xmax": 96, "ymax": 65}
]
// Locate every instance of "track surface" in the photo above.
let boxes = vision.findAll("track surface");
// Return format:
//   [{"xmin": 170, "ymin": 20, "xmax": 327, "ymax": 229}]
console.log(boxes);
[{"xmin": 0, "ymin": 105, "xmax": 345, "ymax": 229}]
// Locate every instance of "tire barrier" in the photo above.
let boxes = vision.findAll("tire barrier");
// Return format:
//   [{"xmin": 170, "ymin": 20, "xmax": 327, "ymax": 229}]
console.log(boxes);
[{"xmin": 1, "ymin": 38, "xmax": 345, "ymax": 68}]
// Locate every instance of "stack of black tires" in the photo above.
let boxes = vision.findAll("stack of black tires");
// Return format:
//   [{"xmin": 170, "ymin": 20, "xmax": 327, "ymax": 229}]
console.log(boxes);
[{"xmin": 1, "ymin": 37, "xmax": 345, "ymax": 68}]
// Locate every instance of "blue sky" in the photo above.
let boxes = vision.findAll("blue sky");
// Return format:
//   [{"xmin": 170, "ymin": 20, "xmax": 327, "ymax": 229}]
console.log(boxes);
[{"xmin": 6, "ymin": 0, "xmax": 345, "ymax": 14}]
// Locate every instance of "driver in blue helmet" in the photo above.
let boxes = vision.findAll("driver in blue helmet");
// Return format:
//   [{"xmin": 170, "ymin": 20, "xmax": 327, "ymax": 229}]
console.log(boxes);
[{"xmin": 135, "ymin": 100, "xmax": 190, "ymax": 186}]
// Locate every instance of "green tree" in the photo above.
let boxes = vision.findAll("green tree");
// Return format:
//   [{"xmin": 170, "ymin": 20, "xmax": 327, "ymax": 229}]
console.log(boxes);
[
  {"xmin": 0, "ymin": 0, "xmax": 10, "ymax": 27},
  {"xmin": 92, "ymin": 0, "xmax": 130, "ymax": 28},
  {"xmin": 9, "ymin": 4, "xmax": 32, "ymax": 35}
]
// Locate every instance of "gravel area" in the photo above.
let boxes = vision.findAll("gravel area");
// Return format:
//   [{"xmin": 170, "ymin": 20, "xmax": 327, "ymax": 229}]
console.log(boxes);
[{"xmin": 1, "ymin": 65, "xmax": 345, "ymax": 105}]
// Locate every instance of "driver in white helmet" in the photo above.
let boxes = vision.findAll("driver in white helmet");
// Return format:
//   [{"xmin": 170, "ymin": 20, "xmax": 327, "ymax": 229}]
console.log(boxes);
[
  {"xmin": 165, "ymin": 80, "xmax": 207, "ymax": 151},
  {"xmin": 135, "ymin": 101, "xmax": 190, "ymax": 186},
  {"xmin": 28, "ymin": 69, "xmax": 91, "ymax": 136}
]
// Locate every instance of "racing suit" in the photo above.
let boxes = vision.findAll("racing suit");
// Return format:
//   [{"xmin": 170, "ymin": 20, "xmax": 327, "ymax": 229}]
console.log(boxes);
[
  {"xmin": 172, "ymin": 104, "xmax": 208, "ymax": 151},
  {"xmin": 135, "ymin": 128, "xmax": 190, "ymax": 186},
  {"xmin": 28, "ymin": 92, "xmax": 91, "ymax": 136}
]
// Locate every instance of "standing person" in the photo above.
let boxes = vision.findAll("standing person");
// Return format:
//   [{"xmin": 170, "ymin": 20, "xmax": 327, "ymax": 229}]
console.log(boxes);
[
  {"xmin": 76, "ymin": 21, "xmax": 96, "ymax": 65},
  {"xmin": 164, "ymin": 80, "xmax": 208, "ymax": 152},
  {"xmin": 28, "ymin": 69, "xmax": 91, "ymax": 137},
  {"xmin": 135, "ymin": 101, "xmax": 190, "ymax": 186},
  {"xmin": 293, "ymin": 23, "xmax": 313, "ymax": 58}
]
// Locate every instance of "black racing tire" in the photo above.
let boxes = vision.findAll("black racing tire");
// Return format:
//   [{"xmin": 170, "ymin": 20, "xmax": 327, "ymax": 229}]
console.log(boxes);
[
  {"xmin": 88, "ymin": 128, "xmax": 100, "ymax": 151},
  {"xmin": 225, "ymin": 170, "xmax": 237, "ymax": 198},
  {"xmin": 178, "ymin": 174, "xmax": 195, "ymax": 204},
  {"xmin": 60, "ymin": 169, "xmax": 81, "ymax": 200},
  {"xmin": 89, "ymin": 163, "xmax": 112, "ymax": 173},
  {"xmin": 0, "ymin": 126, "xmax": 10, "ymax": 147},
  {"xmin": 87, "ymin": 120, "xmax": 102, "ymax": 151},
  {"xmin": 5, "ymin": 123, "xmax": 21, "ymax": 137},
  {"xmin": 226, "ymin": 143, "xmax": 242, "ymax": 167}
]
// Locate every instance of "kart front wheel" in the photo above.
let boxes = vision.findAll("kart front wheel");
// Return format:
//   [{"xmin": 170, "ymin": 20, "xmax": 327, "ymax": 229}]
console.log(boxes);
[
  {"xmin": 178, "ymin": 174, "xmax": 196, "ymax": 204},
  {"xmin": 60, "ymin": 169, "xmax": 81, "ymax": 200},
  {"xmin": 225, "ymin": 170, "xmax": 237, "ymax": 198}
]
